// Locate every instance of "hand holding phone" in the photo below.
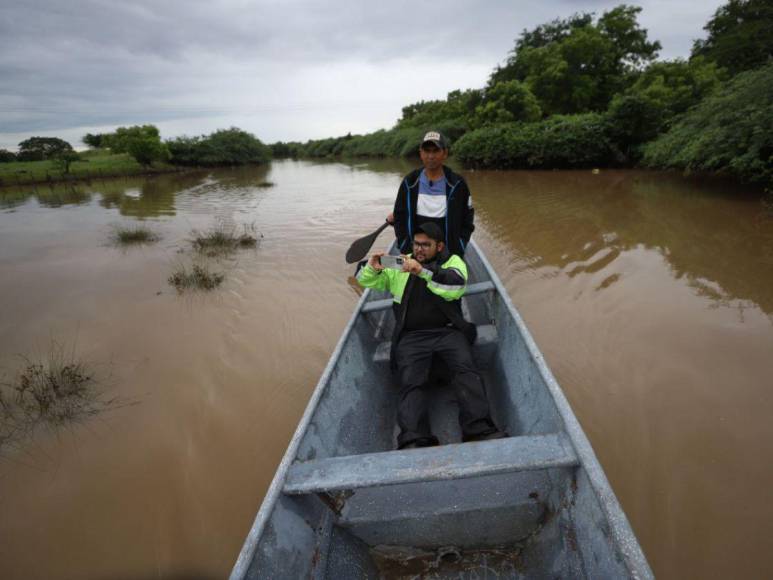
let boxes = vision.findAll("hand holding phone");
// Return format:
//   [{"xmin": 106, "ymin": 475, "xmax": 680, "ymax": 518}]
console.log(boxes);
[{"xmin": 379, "ymin": 255, "xmax": 405, "ymax": 270}]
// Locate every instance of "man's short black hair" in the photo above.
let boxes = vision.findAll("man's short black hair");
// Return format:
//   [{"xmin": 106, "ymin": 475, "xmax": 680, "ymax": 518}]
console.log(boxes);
[{"xmin": 415, "ymin": 222, "xmax": 444, "ymax": 243}]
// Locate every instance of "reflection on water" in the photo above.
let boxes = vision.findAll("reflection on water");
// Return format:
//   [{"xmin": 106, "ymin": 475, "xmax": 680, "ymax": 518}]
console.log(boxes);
[{"xmin": 0, "ymin": 162, "xmax": 772, "ymax": 580}]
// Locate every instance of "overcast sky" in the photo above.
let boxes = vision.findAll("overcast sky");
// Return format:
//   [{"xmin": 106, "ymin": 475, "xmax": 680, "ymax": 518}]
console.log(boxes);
[{"xmin": 0, "ymin": 0, "xmax": 726, "ymax": 150}]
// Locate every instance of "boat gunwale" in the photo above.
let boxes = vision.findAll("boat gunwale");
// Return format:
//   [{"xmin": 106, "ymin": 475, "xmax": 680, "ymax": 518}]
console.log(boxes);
[
  {"xmin": 229, "ymin": 283, "xmax": 375, "ymax": 580},
  {"xmin": 469, "ymin": 240, "xmax": 653, "ymax": 579}
]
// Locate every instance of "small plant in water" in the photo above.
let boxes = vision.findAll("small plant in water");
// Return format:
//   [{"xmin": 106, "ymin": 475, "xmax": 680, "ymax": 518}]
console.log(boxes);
[
  {"xmin": 112, "ymin": 224, "xmax": 160, "ymax": 245},
  {"xmin": 257, "ymin": 181, "xmax": 275, "ymax": 188},
  {"xmin": 191, "ymin": 221, "xmax": 258, "ymax": 254},
  {"xmin": 168, "ymin": 263, "xmax": 225, "ymax": 292},
  {"xmin": 0, "ymin": 342, "xmax": 120, "ymax": 452}
]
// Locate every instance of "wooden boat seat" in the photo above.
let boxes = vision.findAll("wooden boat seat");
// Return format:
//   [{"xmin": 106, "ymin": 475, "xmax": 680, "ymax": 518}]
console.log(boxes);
[{"xmin": 283, "ymin": 433, "xmax": 578, "ymax": 495}]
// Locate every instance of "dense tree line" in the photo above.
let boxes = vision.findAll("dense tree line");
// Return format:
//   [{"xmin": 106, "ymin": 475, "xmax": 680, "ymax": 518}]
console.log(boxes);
[
  {"xmin": 2, "ymin": 126, "xmax": 271, "ymax": 171},
  {"xmin": 274, "ymin": 0, "xmax": 772, "ymax": 189}
]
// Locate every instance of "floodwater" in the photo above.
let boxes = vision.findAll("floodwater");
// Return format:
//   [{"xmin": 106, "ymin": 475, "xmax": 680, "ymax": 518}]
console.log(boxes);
[{"xmin": 0, "ymin": 160, "xmax": 771, "ymax": 579}]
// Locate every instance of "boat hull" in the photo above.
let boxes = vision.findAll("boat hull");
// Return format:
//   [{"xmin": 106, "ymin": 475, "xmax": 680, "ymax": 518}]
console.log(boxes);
[{"xmin": 230, "ymin": 241, "xmax": 652, "ymax": 579}]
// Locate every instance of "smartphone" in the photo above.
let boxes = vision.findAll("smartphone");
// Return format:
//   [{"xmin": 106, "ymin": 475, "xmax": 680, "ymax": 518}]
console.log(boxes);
[{"xmin": 379, "ymin": 255, "xmax": 405, "ymax": 269}]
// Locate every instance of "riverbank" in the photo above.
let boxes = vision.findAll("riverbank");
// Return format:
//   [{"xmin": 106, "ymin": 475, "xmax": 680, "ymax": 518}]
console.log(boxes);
[{"xmin": 0, "ymin": 151, "xmax": 189, "ymax": 188}]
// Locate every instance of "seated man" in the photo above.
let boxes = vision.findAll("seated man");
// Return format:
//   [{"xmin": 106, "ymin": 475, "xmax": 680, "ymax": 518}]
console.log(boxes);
[{"xmin": 357, "ymin": 222, "xmax": 506, "ymax": 449}]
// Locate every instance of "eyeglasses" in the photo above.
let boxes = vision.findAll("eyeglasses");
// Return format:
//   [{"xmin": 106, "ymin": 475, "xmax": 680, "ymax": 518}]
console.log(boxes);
[{"xmin": 413, "ymin": 241, "xmax": 434, "ymax": 249}]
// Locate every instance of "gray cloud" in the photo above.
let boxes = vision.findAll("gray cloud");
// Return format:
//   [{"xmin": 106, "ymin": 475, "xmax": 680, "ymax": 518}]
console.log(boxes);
[{"xmin": 0, "ymin": 0, "xmax": 724, "ymax": 149}]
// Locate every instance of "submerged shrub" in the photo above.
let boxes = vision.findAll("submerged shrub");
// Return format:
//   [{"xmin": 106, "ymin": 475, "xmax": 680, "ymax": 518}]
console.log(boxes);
[
  {"xmin": 168, "ymin": 264, "xmax": 225, "ymax": 292},
  {"xmin": 0, "ymin": 343, "xmax": 119, "ymax": 450},
  {"xmin": 191, "ymin": 222, "xmax": 259, "ymax": 254},
  {"xmin": 112, "ymin": 224, "xmax": 160, "ymax": 245}
]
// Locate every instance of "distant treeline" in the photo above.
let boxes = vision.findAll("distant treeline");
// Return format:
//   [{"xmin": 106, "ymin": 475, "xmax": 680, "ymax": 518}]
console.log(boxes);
[
  {"xmin": 1, "ymin": 126, "xmax": 270, "ymax": 171},
  {"xmin": 271, "ymin": 0, "xmax": 773, "ymax": 189}
]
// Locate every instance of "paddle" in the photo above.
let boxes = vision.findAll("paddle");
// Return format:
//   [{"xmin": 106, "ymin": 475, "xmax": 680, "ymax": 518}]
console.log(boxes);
[{"xmin": 345, "ymin": 220, "xmax": 392, "ymax": 263}]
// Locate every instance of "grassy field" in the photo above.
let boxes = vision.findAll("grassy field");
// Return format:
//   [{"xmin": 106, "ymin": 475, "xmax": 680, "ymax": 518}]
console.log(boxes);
[{"xmin": 0, "ymin": 149, "xmax": 179, "ymax": 187}]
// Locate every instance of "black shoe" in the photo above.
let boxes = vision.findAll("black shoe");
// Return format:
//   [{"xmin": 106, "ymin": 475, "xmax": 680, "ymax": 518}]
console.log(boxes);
[
  {"xmin": 464, "ymin": 429, "xmax": 509, "ymax": 442},
  {"xmin": 398, "ymin": 436, "xmax": 439, "ymax": 450}
]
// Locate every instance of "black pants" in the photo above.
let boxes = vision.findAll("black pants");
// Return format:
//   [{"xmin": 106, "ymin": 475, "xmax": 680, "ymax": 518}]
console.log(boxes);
[{"xmin": 394, "ymin": 327, "xmax": 496, "ymax": 448}]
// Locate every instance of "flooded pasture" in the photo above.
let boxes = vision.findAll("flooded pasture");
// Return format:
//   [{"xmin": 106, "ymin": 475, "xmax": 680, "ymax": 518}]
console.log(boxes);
[{"xmin": 0, "ymin": 160, "xmax": 772, "ymax": 579}]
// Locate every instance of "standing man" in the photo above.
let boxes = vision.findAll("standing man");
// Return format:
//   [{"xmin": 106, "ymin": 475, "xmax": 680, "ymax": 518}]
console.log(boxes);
[
  {"xmin": 392, "ymin": 131, "xmax": 475, "ymax": 256},
  {"xmin": 357, "ymin": 223, "xmax": 506, "ymax": 449}
]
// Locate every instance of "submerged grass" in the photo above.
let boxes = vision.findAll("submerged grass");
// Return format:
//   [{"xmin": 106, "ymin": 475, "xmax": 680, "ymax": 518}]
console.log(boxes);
[
  {"xmin": 112, "ymin": 224, "xmax": 160, "ymax": 245},
  {"xmin": 168, "ymin": 263, "xmax": 225, "ymax": 292},
  {"xmin": 191, "ymin": 222, "xmax": 259, "ymax": 254},
  {"xmin": 0, "ymin": 342, "xmax": 120, "ymax": 452}
]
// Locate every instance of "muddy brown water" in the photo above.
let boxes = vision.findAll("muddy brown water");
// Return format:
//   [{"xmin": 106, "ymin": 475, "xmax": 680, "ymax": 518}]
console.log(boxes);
[{"xmin": 0, "ymin": 160, "xmax": 772, "ymax": 579}]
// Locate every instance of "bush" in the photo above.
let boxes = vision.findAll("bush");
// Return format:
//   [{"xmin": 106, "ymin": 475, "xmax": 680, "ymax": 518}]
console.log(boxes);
[
  {"xmin": 0, "ymin": 149, "xmax": 16, "ymax": 162},
  {"xmin": 102, "ymin": 125, "xmax": 169, "ymax": 167},
  {"xmin": 167, "ymin": 128, "xmax": 271, "ymax": 166},
  {"xmin": 606, "ymin": 57, "xmax": 727, "ymax": 156},
  {"xmin": 472, "ymin": 80, "xmax": 542, "ymax": 127},
  {"xmin": 455, "ymin": 113, "xmax": 621, "ymax": 169},
  {"xmin": 642, "ymin": 63, "xmax": 773, "ymax": 189},
  {"xmin": 168, "ymin": 264, "xmax": 225, "ymax": 292},
  {"xmin": 270, "ymin": 141, "xmax": 302, "ymax": 158}
]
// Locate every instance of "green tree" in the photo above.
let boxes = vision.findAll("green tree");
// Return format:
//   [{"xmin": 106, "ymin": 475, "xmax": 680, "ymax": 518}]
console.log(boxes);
[
  {"xmin": 127, "ymin": 136, "xmax": 170, "ymax": 167},
  {"xmin": 473, "ymin": 80, "xmax": 542, "ymax": 126},
  {"xmin": 488, "ymin": 5, "xmax": 660, "ymax": 115},
  {"xmin": 52, "ymin": 150, "xmax": 81, "ymax": 174},
  {"xmin": 194, "ymin": 127, "xmax": 270, "ymax": 165},
  {"xmin": 17, "ymin": 137, "xmax": 73, "ymax": 161},
  {"xmin": 397, "ymin": 89, "xmax": 483, "ymax": 130},
  {"xmin": 102, "ymin": 125, "xmax": 168, "ymax": 167},
  {"xmin": 0, "ymin": 149, "xmax": 16, "ymax": 162},
  {"xmin": 608, "ymin": 57, "xmax": 726, "ymax": 153},
  {"xmin": 643, "ymin": 63, "xmax": 773, "ymax": 189},
  {"xmin": 692, "ymin": 0, "xmax": 773, "ymax": 76},
  {"xmin": 82, "ymin": 133, "xmax": 104, "ymax": 148},
  {"xmin": 489, "ymin": 12, "xmax": 594, "ymax": 86},
  {"xmin": 166, "ymin": 128, "xmax": 270, "ymax": 166},
  {"xmin": 103, "ymin": 125, "xmax": 161, "ymax": 154}
]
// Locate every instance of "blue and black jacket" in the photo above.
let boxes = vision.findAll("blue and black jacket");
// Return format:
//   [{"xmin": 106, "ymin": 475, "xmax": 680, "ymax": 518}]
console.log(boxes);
[{"xmin": 393, "ymin": 165, "xmax": 475, "ymax": 256}]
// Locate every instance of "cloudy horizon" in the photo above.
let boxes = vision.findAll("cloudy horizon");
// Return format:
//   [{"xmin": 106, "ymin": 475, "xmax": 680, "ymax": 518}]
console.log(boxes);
[{"xmin": 0, "ymin": 0, "xmax": 725, "ymax": 151}]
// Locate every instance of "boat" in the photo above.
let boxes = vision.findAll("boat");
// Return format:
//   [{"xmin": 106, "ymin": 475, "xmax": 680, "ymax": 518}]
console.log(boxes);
[{"xmin": 230, "ymin": 240, "xmax": 653, "ymax": 579}]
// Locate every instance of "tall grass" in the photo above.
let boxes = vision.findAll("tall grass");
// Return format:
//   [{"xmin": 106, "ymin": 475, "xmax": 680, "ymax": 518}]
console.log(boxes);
[
  {"xmin": 191, "ymin": 222, "xmax": 259, "ymax": 255},
  {"xmin": 0, "ymin": 342, "xmax": 119, "ymax": 452},
  {"xmin": 111, "ymin": 224, "xmax": 160, "ymax": 245},
  {"xmin": 168, "ymin": 263, "xmax": 225, "ymax": 292}
]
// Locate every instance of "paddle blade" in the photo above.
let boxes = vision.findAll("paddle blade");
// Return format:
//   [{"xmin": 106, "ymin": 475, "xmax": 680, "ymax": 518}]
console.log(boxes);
[{"xmin": 345, "ymin": 222, "xmax": 390, "ymax": 263}]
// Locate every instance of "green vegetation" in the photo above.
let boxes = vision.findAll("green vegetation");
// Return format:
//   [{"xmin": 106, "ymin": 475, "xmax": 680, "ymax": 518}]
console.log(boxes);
[
  {"xmin": 17, "ymin": 137, "xmax": 74, "ymax": 162},
  {"xmin": 191, "ymin": 222, "xmax": 259, "ymax": 255},
  {"xmin": 2, "ymin": 125, "xmax": 271, "ymax": 187},
  {"xmin": 168, "ymin": 263, "xmax": 225, "ymax": 292},
  {"xmin": 166, "ymin": 127, "xmax": 271, "ymax": 166},
  {"xmin": 101, "ymin": 125, "xmax": 170, "ymax": 167},
  {"xmin": 692, "ymin": 0, "xmax": 773, "ymax": 76},
  {"xmin": 0, "ymin": 150, "xmax": 176, "ymax": 187},
  {"xmin": 489, "ymin": 5, "xmax": 660, "ymax": 115},
  {"xmin": 642, "ymin": 63, "xmax": 773, "ymax": 189},
  {"xmin": 0, "ymin": 343, "xmax": 118, "ymax": 451},
  {"xmin": 455, "ymin": 114, "xmax": 620, "ymax": 169},
  {"xmin": 111, "ymin": 224, "xmax": 160, "ymax": 245},
  {"xmin": 271, "ymin": 0, "xmax": 770, "ymax": 190}
]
